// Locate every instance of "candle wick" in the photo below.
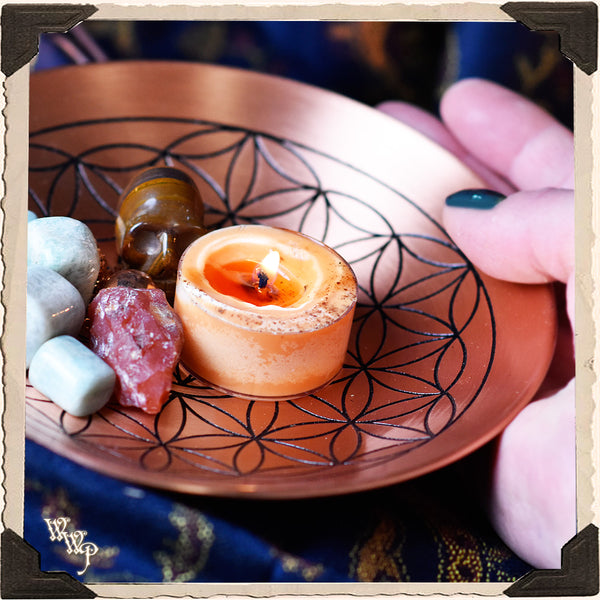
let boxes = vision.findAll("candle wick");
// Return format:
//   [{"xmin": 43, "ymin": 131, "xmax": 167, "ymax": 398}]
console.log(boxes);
[{"xmin": 257, "ymin": 270, "xmax": 269, "ymax": 289}]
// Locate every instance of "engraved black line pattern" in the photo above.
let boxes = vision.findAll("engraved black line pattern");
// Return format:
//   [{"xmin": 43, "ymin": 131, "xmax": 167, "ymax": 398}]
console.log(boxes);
[{"xmin": 28, "ymin": 116, "xmax": 496, "ymax": 481}]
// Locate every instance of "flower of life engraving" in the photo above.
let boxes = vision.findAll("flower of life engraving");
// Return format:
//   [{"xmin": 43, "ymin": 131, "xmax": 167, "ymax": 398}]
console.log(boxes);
[{"xmin": 26, "ymin": 116, "xmax": 495, "ymax": 491}]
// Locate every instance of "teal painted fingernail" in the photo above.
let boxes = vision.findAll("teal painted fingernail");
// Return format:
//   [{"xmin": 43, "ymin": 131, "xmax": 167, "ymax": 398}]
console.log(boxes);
[{"xmin": 445, "ymin": 189, "xmax": 505, "ymax": 209}]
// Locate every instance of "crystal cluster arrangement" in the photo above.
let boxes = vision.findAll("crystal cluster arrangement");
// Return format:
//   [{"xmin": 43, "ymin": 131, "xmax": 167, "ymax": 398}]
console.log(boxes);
[{"xmin": 26, "ymin": 167, "xmax": 204, "ymax": 417}]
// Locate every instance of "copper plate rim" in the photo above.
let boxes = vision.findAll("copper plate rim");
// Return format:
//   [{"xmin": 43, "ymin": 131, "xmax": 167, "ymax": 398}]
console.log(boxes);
[{"xmin": 26, "ymin": 386, "xmax": 537, "ymax": 499}]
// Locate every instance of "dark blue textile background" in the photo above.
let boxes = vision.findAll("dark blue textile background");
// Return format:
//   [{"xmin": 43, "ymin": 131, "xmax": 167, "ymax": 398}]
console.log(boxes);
[{"xmin": 25, "ymin": 439, "xmax": 531, "ymax": 583}]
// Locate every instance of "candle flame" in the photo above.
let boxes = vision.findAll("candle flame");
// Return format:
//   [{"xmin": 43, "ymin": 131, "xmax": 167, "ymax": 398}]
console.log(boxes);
[{"xmin": 259, "ymin": 250, "xmax": 280, "ymax": 282}]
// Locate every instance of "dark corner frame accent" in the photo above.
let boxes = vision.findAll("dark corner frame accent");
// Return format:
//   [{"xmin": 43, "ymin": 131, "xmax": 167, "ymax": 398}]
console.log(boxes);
[
  {"xmin": 501, "ymin": 1, "xmax": 598, "ymax": 74},
  {"xmin": 1, "ymin": 529, "xmax": 96, "ymax": 598},
  {"xmin": 504, "ymin": 524, "xmax": 599, "ymax": 597},
  {"xmin": 1, "ymin": 4, "xmax": 98, "ymax": 77}
]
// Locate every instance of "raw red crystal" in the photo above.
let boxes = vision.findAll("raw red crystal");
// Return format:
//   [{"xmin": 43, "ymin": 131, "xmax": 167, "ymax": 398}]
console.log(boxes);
[{"xmin": 88, "ymin": 287, "xmax": 184, "ymax": 414}]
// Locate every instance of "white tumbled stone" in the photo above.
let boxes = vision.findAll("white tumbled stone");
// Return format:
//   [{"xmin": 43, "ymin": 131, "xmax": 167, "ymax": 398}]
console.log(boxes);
[
  {"xmin": 28, "ymin": 335, "xmax": 115, "ymax": 417},
  {"xmin": 28, "ymin": 210, "xmax": 38, "ymax": 221},
  {"xmin": 26, "ymin": 266, "xmax": 85, "ymax": 367},
  {"xmin": 28, "ymin": 216, "xmax": 100, "ymax": 304}
]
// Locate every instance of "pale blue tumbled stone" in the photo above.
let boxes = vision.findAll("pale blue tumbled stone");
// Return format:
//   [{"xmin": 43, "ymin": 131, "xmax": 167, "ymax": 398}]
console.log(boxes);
[
  {"xmin": 26, "ymin": 265, "xmax": 85, "ymax": 367},
  {"xmin": 28, "ymin": 216, "xmax": 100, "ymax": 304},
  {"xmin": 28, "ymin": 335, "xmax": 115, "ymax": 417},
  {"xmin": 28, "ymin": 210, "xmax": 38, "ymax": 221}
]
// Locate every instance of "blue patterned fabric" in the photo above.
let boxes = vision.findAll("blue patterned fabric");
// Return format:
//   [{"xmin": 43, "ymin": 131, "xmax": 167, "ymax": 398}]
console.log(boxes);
[
  {"xmin": 25, "ymin": 439, "xmax": 530, "ymax": 583},
  {"xmin": 25, "ymin": 20, "xmax": 573, "ymax": 585},
  {"xmin": 35, "ymin": 21, "xmax": 573, "ymax": 125}
]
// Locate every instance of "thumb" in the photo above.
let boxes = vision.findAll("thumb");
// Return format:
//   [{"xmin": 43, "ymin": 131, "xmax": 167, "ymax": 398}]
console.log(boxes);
[
  {"xmin": 443, "ymin": 188, "xmax": 574, "ymax": 322},
  {"xmin": 488, "ymin": 379, "xmax": 576, "ymax": 569}
]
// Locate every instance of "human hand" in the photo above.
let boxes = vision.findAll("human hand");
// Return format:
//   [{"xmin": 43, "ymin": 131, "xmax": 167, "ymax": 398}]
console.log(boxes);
[{"xmin": 379, "ymin": 78, "xmax": 576, "ymax": 569}]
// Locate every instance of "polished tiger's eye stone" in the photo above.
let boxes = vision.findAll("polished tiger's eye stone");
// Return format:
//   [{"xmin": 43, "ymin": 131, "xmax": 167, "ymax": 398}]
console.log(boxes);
[
  {"xmin": 26, "ymin": 266, "xmax": 85, "ymax": 368},
  {"xmin": 115, "ymin": 166, "xmax": 206, "ymax": 302},
  {"xmin": 88, "ymin": 286, "xmax": 184, "ymax": 414},
  {"xmin": 103, "ymin": 269, "xmax": 157, "ymax": 290},
  {"xmin": 28, "ymin": 216, "xmax": 101, "ymax": 304},
  {"xmin": 28, "ymin": 335, "xmax": 115, "ymax": 417}
]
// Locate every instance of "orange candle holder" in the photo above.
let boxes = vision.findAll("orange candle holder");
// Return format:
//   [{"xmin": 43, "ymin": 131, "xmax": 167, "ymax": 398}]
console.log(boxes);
[{"xmin": 174, "ymin": 225, "xmax": 357, "ymax": 400}]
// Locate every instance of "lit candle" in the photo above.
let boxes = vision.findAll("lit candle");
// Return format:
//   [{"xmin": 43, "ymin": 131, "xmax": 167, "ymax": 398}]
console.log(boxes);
[{"xmin": 174, "ymin": 225, "xmax": 357, "ymax": 400}]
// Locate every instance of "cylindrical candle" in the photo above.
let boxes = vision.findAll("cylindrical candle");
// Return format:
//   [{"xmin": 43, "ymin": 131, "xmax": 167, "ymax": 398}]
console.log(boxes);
[{"xmin": 174, "ymin": 225, "xmax": 357, "ymax": 400}]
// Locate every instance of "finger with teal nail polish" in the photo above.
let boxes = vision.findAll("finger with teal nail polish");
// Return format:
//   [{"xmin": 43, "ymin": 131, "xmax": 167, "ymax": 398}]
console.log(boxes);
[{"xmin": 445, "ymin": 189, "xmax": 506, "ymax": 209}]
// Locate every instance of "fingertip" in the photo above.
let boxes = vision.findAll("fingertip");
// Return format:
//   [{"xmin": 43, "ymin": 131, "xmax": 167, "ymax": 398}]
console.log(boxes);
[
  {"xmin": 445, "ymin": 188, "xmax": 505, "ymax": 209},
  {"xmin": 439, "ymin": 79, "xmax": 574, "ymax": 190},
  {"xmin": 443, "ymin": 188, "xmax": 574, "ymax": 285},
  {"xmin": 376, "ymin": 100, "xmax": 462, "ymax": 155},
  {"xmin": 440, "ymin": 78, "xmax": 518, "ymax": 122},
  {"xmin": 439, "ymin": 77, "xmax": 489, "ymax": 113},
  {"xmin": 376, "ymin": 100, "xmax": 411, "ymax": 117}
]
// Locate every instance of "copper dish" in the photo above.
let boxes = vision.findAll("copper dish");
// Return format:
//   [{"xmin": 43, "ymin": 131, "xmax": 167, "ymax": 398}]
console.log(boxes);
[{"xmin": 26, "ymin": 62, "xmax": 556, "ymax": 498}]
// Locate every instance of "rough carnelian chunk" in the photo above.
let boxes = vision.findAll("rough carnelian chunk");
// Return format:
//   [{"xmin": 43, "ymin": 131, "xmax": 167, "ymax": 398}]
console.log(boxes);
[{"xmin": 88, "ymin": 287, "xmax": 183, "ymax": 414}]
